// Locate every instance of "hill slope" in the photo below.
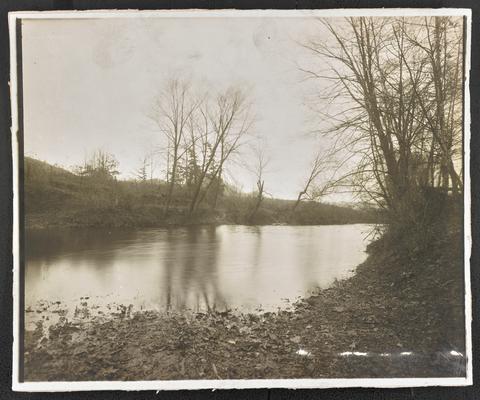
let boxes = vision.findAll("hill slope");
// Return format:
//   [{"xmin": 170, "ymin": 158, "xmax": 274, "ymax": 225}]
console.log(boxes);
[{"xmin": 24, "ymin": 157, "xmax": 378, "ymax": 229}]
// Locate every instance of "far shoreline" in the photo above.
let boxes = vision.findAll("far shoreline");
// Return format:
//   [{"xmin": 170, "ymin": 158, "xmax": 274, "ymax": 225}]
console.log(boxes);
[
  {"xmin": 25, "ymin": 220, "xmax": 379, "ymax": 231},
  {"xmin": 23, "ymin": 156, "xmax": 380, "ymax": 232}
]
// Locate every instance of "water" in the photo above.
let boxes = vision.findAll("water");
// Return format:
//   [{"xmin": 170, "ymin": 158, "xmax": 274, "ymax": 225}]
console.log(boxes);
[{"xmin": 25, "ymin": 224, "xmax": 372, "ymax": 327}]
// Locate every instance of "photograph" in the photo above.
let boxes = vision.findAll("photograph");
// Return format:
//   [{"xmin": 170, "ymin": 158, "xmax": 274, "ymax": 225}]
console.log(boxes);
[{"xmin": 9, "ymin": 9, "xmax": 471, "ymax": 391}]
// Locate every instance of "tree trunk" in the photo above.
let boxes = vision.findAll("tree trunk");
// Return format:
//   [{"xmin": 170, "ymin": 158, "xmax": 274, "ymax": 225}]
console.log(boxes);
[
  {"xmin": 211, "ymin": 164, "xmax": 223, "ymax": 210},
  {"xmin": 164, "ymin": 155, "xmax": 178, "ymax": 216},
  {"xmin": 292, "ymin": 191, "xmax": 305, "ymax": 213},
  {"xmin": 249, "ymin": 180, "xmax": 264, "ymax": 222}
]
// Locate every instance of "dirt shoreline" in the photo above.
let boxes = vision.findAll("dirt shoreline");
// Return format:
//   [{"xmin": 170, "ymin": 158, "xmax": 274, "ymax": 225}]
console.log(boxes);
[
  {"xmin": 23, "ymin": 228, "xmax": 466, "ymax": 381},
  {"xmin": 25, "ymin": 213, "xmax": 374, "ymax": 231}
]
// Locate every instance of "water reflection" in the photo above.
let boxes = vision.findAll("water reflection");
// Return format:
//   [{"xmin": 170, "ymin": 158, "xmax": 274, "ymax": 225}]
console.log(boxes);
[
  {"xmin": 25, "ymin": 224, "xmax": 372, "ymax": 317},
  {"xmin": 162, "ymin": 226, "xmax": 227, "ymax": 312}
]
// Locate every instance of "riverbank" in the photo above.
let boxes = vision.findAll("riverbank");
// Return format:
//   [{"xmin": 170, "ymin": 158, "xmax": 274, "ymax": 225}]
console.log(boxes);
[
  {"xmin": 25, "ymin": 197, "xmax": 376, "ymax": 230},
  {"xmin": 25, "ymin": 209, "xmax": 374, "ymax": 230},
  {"xmin": 25, "ymin": 156, "xmax": 377, "ymax": 229},
  {"xmin": 23, "ymin": 224, "xmax": 466, "ymax": 381}
]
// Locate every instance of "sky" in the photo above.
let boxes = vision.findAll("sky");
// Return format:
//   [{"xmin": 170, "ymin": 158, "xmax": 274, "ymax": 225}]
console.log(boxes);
[{"xmin": 21, "ymin": 16, "xmax": 339, "ymax": 200}]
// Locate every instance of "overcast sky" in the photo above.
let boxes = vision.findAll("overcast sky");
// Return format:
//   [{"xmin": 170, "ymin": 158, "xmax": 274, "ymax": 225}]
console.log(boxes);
[{"xmin": 22, "ymin": 16, "xmax": 339, "ymax": 200}]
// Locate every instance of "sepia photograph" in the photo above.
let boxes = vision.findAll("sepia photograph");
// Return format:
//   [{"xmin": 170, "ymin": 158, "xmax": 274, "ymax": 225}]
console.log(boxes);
[{"xmin": 9, "ymin": 9, "xmax": 471, "ymax": 390}]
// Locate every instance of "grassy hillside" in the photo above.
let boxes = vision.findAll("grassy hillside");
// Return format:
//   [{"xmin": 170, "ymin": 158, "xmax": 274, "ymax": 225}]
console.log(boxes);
[{"xmin": 24, "ymin": 157, "xmax": 378, "ymax": 229}]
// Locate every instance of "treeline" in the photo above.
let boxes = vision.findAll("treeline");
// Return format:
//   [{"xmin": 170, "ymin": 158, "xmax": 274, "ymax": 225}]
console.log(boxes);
[{"xmin": 24, "ymin": 156, "xmax": 377, "ymax": 229}]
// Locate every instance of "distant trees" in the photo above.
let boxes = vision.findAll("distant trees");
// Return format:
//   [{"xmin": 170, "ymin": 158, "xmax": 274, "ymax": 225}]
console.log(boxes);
[
  {"xmin": 76, "ymin": 150, "xmax": 119, "ymax": 181},
  {"xmin": 25, "ymin": 155, "xmax": 376, "ymax": 226},
  {"xmin": 136, "ymin": 156, "xmax": 149, "ymax": 182},
  {"xmin": 302, "ymin": 16, "xmax": 464, "ymax": 226},
  {"xmin": 151, "ymin": 79, "xmax": 254, "ymax": 215},
  {"xmin": 135, "ymin": 152, "xmax": 157, "ymax": 183}
]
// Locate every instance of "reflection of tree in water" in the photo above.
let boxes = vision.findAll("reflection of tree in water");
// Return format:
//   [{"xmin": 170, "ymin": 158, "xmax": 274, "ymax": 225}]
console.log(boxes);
[
  {"xmin": 248, "ymin": 226, "xmax": 262, "ymax": 278},
  {"xmin": 177, "ymin": 228, "xmax": 200, "ymax": 311},
  {"xmin": 299, "ymin": 227, "xmax": 322, "ymax": 291},
  {"xmin": 160, "ymin": 227, "xmax": 227, "ymax": 313},
  {"xmin": 195, "ymin": 226, "xmax": 227, "ymax": 312},
  {"xmin": 161, "ymin": 230, "xmax": 175, "ymax": 312}
]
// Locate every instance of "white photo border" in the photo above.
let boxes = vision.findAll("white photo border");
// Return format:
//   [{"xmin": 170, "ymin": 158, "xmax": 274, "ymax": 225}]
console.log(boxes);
[{"xmin": 9, "ymin": 8, "xmax": 473, "ymax": 392}]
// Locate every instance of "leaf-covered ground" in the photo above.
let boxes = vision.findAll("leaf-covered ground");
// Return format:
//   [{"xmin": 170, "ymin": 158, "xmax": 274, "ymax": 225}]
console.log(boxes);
[{"xmin": 23, "ymin": 227, "xmax": 466, "ymax": 381}]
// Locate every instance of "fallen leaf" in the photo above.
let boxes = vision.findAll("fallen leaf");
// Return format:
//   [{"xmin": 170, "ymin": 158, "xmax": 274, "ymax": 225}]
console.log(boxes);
[{"xmin": 290, "ymin": 336, "xmax": 301, "ymax": 344}]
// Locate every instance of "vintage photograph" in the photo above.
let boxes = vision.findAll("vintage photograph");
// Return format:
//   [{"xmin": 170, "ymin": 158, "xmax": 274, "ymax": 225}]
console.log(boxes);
[{"xmin": 10, "ymin": 9, "xmax": 471, "ymax": 389}]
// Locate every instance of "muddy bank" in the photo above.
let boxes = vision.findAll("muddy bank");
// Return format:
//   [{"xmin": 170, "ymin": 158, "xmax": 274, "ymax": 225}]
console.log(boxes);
[
  {"xmin": 25, "ymin": 208, "xmax": 375, "ymax": 231},
  {"xmin": 24, "ymin": 227, "xmax": 466, "ymax": 381}
]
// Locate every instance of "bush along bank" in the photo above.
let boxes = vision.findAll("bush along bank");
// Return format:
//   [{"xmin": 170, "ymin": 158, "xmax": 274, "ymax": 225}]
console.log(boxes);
[{"xmin": 23, "ymin": 223, "xmax": 465, "ymax": 381}]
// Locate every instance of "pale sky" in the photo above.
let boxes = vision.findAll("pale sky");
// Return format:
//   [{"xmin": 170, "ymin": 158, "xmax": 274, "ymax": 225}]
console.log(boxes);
[{"xmin": 22, "ymin": 16, "xmax": 337, "ymax": 200}]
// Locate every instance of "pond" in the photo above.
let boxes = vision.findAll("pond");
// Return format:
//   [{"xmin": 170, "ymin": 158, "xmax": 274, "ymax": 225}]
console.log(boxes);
[{"xmin": 25, "ymin": 224, "xmax": 373, "ymax": 328}]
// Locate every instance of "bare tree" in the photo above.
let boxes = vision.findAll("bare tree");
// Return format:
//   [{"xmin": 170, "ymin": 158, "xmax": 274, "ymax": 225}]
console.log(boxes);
[
  {"xmin": 188, "ymin": 87, "xmax": 254, "ymax": 214},
  {"xmin": 248, "ymin": 143, "xmax": 270, "ymax": 221},
  {"xmin": 292, "ymin": 151, "xmax": 333, "ymax": 212},
  {"xmin": 399, "ymin": 17, "xmax": 464, "ymax": 194},
  {"xmin": 151, "ymin": 79, "xmax": 198, "ymax": 215},
  {"xmin": 301, "ymin": 16, "xmax": 464, "ymax": 223}
]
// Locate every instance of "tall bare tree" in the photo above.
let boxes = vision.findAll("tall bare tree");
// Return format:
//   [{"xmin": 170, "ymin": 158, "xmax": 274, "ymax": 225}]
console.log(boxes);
[
  {"xmin": 248, "ymin": 143, "xmax": 270, "ymax": 221},
  {"xmin": 151, "ymin": 79, "xmax": 198, "ymax": 215},
  {"xmin": 301, "ymin": 16, "xmax": 464, "ymax": 223},
  {"xmin": 188, "ymin": 87, "xmax": 253, "ymax": 214},
  {"xmin": 399, "ymin": 17, "xmax": 464, "ymax": 194}
]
